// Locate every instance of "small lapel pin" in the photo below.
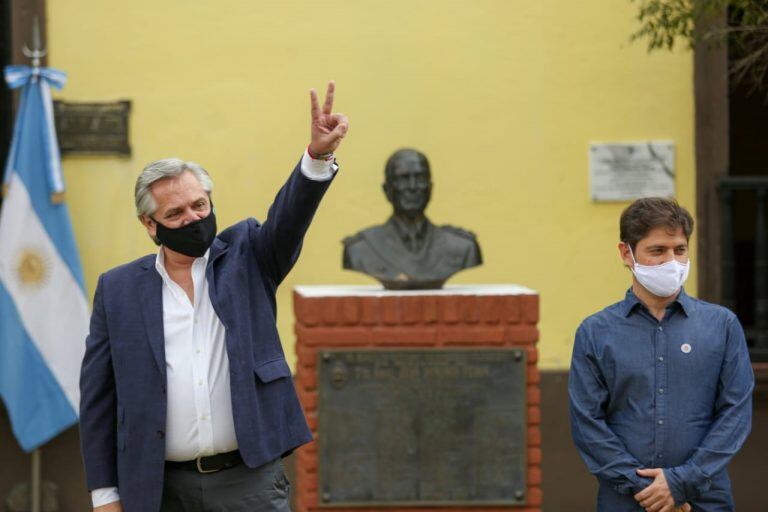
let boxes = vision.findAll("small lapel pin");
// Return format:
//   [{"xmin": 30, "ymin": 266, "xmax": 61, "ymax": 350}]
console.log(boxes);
[{"xmin": 681, "ymin": 343, "xmax": 692, "ymax": 354}]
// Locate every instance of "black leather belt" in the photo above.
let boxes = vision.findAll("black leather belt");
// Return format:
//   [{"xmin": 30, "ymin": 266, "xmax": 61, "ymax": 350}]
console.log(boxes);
[{"xmin": 165, "ymin": 450, "xmax": 243, "ymax": 474}]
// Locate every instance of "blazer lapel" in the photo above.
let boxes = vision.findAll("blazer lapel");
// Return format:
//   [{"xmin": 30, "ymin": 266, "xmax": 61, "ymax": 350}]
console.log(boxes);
[
  {"xmin": 206, "ymin": 237, "xmax": 230, "ymax": 326},
  {"xmin": 138, "ymin": 258, "xmax": 166, "ymax": 385}
]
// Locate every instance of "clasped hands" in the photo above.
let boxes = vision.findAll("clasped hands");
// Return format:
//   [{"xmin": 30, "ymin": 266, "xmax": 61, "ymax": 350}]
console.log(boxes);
[{"xmin": 634, "ymin": 468, "xmax": 691, "ymax": 512}]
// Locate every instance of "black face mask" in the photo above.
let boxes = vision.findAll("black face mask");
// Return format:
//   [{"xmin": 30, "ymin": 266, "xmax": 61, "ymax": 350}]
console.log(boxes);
[{"xmin": 152, "ymin": 209, "xmax": 217, "ymax": 257}]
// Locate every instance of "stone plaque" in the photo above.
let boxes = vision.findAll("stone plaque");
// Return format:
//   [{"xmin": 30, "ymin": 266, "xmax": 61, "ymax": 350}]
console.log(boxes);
[
  {"xmin": 318, "ymin": 349, "xmax": 527, "ymax": 507},
  {"xmin": 590, "ymin": 141, "xmax": 675, "ymax": 201},
  {"xmin": 53, "ymin": 100, "xmax": 131, "ymax": 156}
]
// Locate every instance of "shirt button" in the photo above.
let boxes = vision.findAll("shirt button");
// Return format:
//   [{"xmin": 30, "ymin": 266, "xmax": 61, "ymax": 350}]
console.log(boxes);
[
  {"xmin": 658, "ymin": 419, "xmax": 664, "ymax": 425},
  {"xmin": 196, "ymin": 348, "xmax": 202, "ymax": 354},
  {"xmin": 198, "ymin": 380, "xmax": 203, "ymax": 386},
  {"xmin": 658, "ymin": 356, "xmax": 664, "ymax": 362},
  {"xmin": 658, "ymin": 326, "xmax": 663, "ymax": 331},
  {"xmin": 657, "ymin": 453, "xmax": 663, "ymax": 459},
  {"xmin": 658, "ymin": 388, "xmax": 664, "ymax": 394},
  {"xmin": 201, "ymin": 415, "xmax": 208, "ymax": 420}
]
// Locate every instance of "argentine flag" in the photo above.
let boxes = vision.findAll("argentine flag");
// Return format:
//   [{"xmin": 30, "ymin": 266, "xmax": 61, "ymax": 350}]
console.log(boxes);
[{"xmin": 0, "ymin": 65, "xmax": 89, "ymax": 451}]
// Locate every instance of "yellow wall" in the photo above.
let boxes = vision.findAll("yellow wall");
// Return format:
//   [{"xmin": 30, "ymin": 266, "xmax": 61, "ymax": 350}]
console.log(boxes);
[{"xmin": 48, "ymin": 0, "xmax": 695, "ymax": 370}]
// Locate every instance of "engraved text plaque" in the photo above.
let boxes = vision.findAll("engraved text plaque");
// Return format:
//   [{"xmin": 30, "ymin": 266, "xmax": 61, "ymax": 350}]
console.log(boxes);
[{"xmin": 318, "ymin": 349, "xmax": 527, "ymax": 507}]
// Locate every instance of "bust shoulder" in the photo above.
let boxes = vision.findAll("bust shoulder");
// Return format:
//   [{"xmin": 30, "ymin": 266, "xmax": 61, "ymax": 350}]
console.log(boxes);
[{"xmin": 438, "ymin": 224, "xmax": 478, "ymax": 244}]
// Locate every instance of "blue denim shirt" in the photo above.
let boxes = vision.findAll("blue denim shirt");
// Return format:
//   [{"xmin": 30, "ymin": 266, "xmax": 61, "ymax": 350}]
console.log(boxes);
[{"xmin": 569, "ymin": 288, "xmax": 754, "ymax": 511}]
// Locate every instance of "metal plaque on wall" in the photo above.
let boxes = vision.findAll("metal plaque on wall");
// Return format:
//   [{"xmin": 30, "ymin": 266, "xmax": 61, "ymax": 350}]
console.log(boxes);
[
  {"xmin": 53, "ymin": 100, "xmax": 131, "ymax": 156},
  {"xmin": 318, "ymin": 349, "xmax": 528, "ymax": 507},
  {"xmin": 589, "ymin": 141, "xmax": 675, "ymax": 201}
]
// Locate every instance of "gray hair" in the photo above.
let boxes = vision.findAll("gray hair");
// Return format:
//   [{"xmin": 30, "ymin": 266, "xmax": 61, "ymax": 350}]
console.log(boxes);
[{"xmin": 135, "ymin": 158, "xmax": 214, "ymax": 218}]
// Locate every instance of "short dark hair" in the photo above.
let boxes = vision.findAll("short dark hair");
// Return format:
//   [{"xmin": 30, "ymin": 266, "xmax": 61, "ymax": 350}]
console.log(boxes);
[{"xmin": 620, "ymin": 197, "xmax": 694, "ymax": 250}]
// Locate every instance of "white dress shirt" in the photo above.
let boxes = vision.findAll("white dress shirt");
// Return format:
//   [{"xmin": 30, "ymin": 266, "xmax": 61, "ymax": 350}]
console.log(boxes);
[{"xmin": 92, "ymin": 150, "xmax": 336, "ymax": 507}]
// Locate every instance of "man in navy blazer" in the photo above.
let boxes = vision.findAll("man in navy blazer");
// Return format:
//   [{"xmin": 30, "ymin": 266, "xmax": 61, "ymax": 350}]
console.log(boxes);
[{"xmin": 80, "ymin": 82, "xmax": 349, "ymax": 512}]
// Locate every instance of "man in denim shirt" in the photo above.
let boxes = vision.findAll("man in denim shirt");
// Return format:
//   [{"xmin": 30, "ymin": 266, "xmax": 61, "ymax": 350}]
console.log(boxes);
[{"xmin": 569, "ymin": 198, "xmax": 754, "ymax": 512}]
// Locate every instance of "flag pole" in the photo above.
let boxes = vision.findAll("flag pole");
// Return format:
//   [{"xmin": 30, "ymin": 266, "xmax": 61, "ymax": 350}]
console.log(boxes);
[
  {"xmin": 24, "ymin": 16, "xmax": 46, "ymax": 512},
  {"xmin": 31, "ymin": 448, "xmax": 41, "ymax": 512}
]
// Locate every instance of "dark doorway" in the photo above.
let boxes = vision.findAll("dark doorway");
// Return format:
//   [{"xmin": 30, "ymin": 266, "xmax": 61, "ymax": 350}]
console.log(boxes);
[{"xmin": 723, "ymin": 8, "xmax": 768, "ymax": 362}]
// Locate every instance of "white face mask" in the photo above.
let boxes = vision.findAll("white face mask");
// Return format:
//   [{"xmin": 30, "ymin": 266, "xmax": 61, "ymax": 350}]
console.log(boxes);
[{"xmin": 628, "ymin": 245, "xmax": 690, "ymax": 298}]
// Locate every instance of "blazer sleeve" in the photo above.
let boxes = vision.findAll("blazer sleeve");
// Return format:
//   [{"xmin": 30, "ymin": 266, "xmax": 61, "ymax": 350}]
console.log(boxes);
[
  {"xmin": 79, "ymin": 273, "xmax": 118, "ymax": 491},
  {"xmin": 248, "ymin": 157, "xmax": 335, "ymax": 286}
]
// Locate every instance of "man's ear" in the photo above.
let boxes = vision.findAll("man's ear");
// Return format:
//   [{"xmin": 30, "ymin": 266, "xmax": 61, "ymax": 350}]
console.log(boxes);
[
  {"xmin": 618, "ymin": 242, "xmax": 633, "ymax": 269},
  {"xmin": 140, "ymin": 214, "xmax": 158, "ymax": 238},
  {"xmin": 382, "ymin": 183, "xmax": 393, "ymax": 203}
]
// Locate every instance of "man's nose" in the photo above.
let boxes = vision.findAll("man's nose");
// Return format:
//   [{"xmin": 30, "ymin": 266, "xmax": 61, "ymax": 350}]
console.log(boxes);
[{"xmin": 179, "ymin": 208, "xmax": 200, "ymax": 226}]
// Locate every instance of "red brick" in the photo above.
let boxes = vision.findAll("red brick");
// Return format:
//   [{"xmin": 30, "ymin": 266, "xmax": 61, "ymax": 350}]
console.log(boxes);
[
  {"xmin": 527, "ymin": 386, "xmax": 541, "ymax": 406},
  {"xmin": 297, "ymin": 389, "xmax": 318, "ymax": 410},
  {"xmin": 300, "ymin": 471, "xmax": 318, "ymax": 490},
  {"xmin": 527, "ymin": 486, "xmax": 543, "ymax": 506},
  {"xmin": 360, "ymin": 296, "xmax": 379, "ymax": 325},
  {"xmin": 295, "ymin": 471, "xmax": 318, "ymax": 494},
  {"xmin": 504, "ymin": 295, "xmax": 521, "ymax": 324},
  {"xmin": 321, "ymin": 297, "xmax": 341, "ymax": 325},
  {"xmin": 438, "ymin": 326, "xmax": 505, "ymax": 345},
  {"xmin": 294, "ymin": 294, "xmax": 321, "ymax": 326},
  {"xmin": 527, "ymin": 365, "xmax": 541, "ymax": 384},
  {"xmin": 297, "ymin": 368, "xmax": 317, "ymax": 392},
  {"xmin": 522, "ymin": 294, "xmax": 540, "ymax": 324},
  {"xmin": 422, "ymin": 296, "xmax": 438, "ymax": 323},
  {"xmin": 504, "ymin": 325, "xmax": 539, "ymax": 344},
  {"xmin": 340, "ymin": 298, "xmax": 360, "ymax": 325},
  {"xmin": 371, "ymin": 327, "xmax": 437, "ymax": 345},
  {"xmin": 295, "ymin": 325, "xmax": 372, "ymax": 346},
  {"xmin": 306, "ymin": 412, "xmax": 318, "ymax": 431},
  {"xmin": 401, "ymin": 296, "xmax": 423, "ymax": 325},
  {"xmin": 302, "ymin": 490, "xmax": 318, "ymax": 508},
  {"xmin": 527, "ymin": 467, "xmax": 542, "ymax": 486},
  {"xmin": 527, "ymin": 347, "xmax": 539, "ymax": 364},
  {"xmin": 296, "ymin": 344, "xmax": 318, "ymax": 367},
  {"xmin": 479, "ymin": 296, "xmax": 503, "ymax": 324},
  {"xmin": 459, "ymin": 295, "xmax": 480, "ymax": 324},
  {"xmin": 381, "ymin": 296, "xmax": 401, "ymax": 325},
  {"xmin": 527, "ymin": 406, "xmax": 541, "ymax": 425},
  {"xmin": 296, "ymin": 446, "xmax": 317, "ymax": 471},
  {"xmin": 527, "ymin": 426, "xmax": 542, "ymax": 446},
  {"xmin": 528, "ymin": 446, "xmax": 542, "ymax": 465},
  {"xmin": 439, "ymin": 296, "xmax": 460, "ymax": 324}
]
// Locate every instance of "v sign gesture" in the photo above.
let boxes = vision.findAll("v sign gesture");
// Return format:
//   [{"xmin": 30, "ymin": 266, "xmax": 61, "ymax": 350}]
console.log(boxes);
[{"xmin": 309, "ymin": 81, "xmax": 349, "ymax": 156}]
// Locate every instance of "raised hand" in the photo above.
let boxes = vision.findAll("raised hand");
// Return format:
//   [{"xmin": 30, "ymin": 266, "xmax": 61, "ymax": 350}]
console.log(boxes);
[{"xmin": 309, "ymin": 80, "xmax": 349, "ymax": 156}]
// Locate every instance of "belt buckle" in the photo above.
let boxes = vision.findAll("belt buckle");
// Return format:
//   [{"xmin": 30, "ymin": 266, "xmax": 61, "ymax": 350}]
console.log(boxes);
[{"xmin": 195, "ymin": 455, "xmax": 220, "ymax": 474}]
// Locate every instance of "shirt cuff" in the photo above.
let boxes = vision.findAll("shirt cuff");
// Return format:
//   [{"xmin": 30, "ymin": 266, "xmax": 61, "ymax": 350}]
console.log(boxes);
[
  {"xmin": 91, "ymin": 487, "xmax": 120, "ymax": 507},
  {"xmin": 664, "ymin": 463, "xmax": 711, "ymax": 505},
  {"xmin": 300, "ymin": 149, "xmax": 337, "ymax": 181},
  {"xmin": 613, "ymin": 470, "xmax": 653, "ymax": 495}
]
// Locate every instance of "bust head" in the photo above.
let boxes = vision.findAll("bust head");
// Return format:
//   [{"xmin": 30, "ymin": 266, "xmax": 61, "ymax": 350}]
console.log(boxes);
[{"xmin": 382, "ymin": 149, "xmax": 432, "ymax": 218}]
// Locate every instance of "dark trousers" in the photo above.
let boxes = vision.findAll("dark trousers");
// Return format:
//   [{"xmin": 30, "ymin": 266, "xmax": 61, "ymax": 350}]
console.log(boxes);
[{"xmin": 160, "ymin": 458, "xmax": 291, "ymax": 512}]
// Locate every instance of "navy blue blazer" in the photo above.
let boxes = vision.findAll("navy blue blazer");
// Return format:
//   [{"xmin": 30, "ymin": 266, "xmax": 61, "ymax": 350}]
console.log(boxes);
[{"xmin": 79, "ymin": 161, "xmax": 330, "ymax": 512}]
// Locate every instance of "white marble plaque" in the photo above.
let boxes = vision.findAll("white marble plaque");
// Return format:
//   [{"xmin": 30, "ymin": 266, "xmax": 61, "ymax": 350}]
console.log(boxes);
[{"xmin": 589, "ymin": 141, "xmax": 675, "ymax": 201}]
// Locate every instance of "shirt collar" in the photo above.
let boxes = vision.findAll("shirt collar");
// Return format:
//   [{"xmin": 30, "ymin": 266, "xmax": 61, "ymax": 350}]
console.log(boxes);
[
  {"xmin": 388, "ymin": 215, "xmax": 431, "ymax": 249},
  {"xmin": 155, "ymin": 246, "xmax": 210, "ymax": 277},
  {"xmin": 620, "ymin": 287, "xmax": 693, "ymax": 317}
]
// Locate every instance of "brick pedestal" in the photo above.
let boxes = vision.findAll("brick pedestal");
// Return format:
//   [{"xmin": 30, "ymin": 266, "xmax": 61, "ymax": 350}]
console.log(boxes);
[{"xmin": 293, "ymin": 285, "xmax": 541, "ymax": 512}]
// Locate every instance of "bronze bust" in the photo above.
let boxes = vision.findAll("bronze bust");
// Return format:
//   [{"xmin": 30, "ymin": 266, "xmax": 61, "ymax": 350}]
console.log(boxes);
[{"xmin": 343, "ymin": 149, "xmax": 482, "ymax": 289}]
